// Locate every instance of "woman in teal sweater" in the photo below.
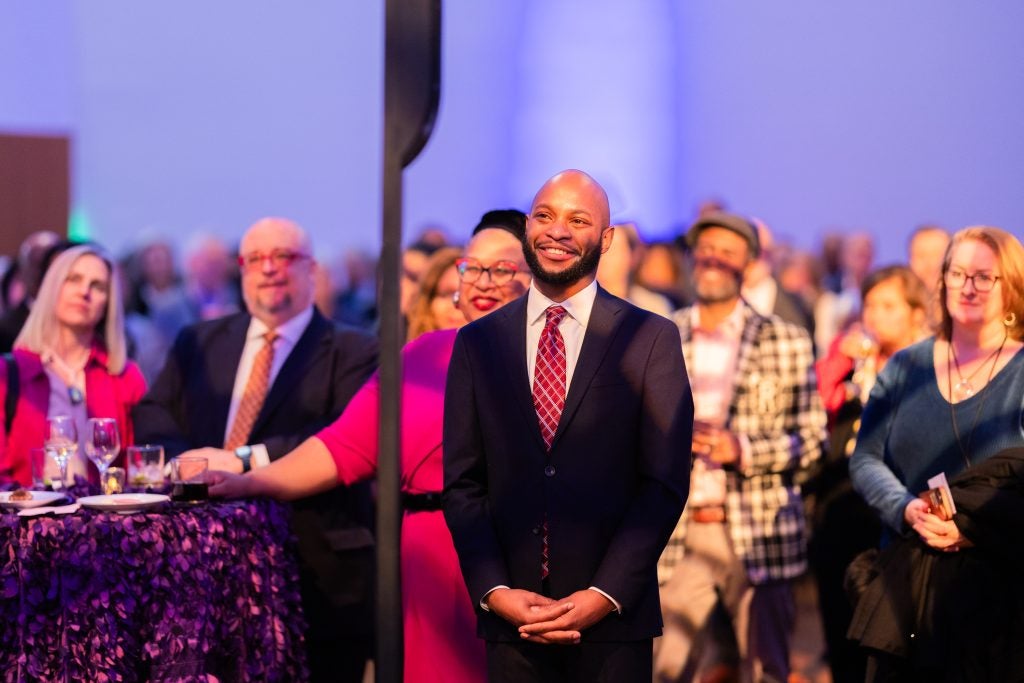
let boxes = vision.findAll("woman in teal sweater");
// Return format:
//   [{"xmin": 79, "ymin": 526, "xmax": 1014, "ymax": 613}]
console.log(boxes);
[{"xmin": 851, "ymin": 225, "xmax": 1024, "ymax": 542}]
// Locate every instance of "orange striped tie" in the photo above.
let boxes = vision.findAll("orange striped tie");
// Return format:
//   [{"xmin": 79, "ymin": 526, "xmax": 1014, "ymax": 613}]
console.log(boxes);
[{"xmin": 225, "ymin": 330, "xmax": 278, "ymax": 450}]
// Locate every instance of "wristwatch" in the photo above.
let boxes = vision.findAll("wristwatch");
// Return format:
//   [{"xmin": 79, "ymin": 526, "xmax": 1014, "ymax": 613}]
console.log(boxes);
[{"xmin": 234, "ymin": 445, "xmax": 253, "ymax": 473}]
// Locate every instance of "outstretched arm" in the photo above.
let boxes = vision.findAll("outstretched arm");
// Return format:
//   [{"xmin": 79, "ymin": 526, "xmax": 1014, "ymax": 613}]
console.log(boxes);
[{"xmin": 208, "ymin": 435, "xmax": 338, "ymax": 500}]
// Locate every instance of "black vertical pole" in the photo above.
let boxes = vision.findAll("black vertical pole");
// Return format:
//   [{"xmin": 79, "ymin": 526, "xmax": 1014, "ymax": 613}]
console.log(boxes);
[{"xmin": 379, "ymin": 2, "xmax": 440, "ymax": 682}]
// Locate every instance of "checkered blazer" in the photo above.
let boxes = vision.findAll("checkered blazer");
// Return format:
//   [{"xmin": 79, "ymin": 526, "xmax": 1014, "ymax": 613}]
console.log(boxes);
[{"xmin": 658, "ymin": 302, "xmax": 826, "ymax": 585}]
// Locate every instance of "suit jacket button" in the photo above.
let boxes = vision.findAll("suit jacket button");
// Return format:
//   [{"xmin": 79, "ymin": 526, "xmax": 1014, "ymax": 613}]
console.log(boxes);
[
  {"xmin": 544, "ymin": 465, "xmax": 556, "ymax": 477},
  {"xmin": 532, "ymin": 526, "xmax": 541, "ymax": 535}
]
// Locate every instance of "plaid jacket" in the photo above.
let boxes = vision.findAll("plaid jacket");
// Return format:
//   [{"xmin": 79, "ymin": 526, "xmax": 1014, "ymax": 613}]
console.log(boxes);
[{"xmin": 659, "ymin": 302, "xmax": 826, "ymax": 585}]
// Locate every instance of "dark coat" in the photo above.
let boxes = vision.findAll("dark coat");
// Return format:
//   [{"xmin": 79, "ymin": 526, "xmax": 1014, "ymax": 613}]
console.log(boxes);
[
  {"xmin": 848, "ymin": 447, "xmax": 1024, "ymax": 682},
  {"xmin": 443, "ymin": 286, "xmax": 694, "ymax": 643},
  {"xmin": 133, "ymin": 310, "xmax": 379, "ymax": 625}
]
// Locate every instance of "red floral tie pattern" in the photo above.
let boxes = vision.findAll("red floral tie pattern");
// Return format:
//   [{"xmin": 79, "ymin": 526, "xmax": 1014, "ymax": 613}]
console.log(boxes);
[{"xmin": 532, "ymin": 305, "xmax": 567, "ymax": 579}]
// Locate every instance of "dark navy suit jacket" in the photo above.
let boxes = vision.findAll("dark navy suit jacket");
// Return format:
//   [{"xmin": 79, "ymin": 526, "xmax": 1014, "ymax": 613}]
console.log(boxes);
[
  {"xmin": 134, "ymin": 309, "xmax": 379, "ymax": 624},
  {"xmin": 443, "ymin": 286, "xmax": 694, "ymax": 642}
]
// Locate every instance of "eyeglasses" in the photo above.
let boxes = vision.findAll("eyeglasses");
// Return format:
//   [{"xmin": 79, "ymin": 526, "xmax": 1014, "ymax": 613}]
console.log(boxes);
[
  {"xmin": 238, "ymin": 250, "xmax": 310, "ymax": 270},
  {"xmin": 944, "ymin": 268, "xmax": 1001, "ymax": 293},
  {"xmin": 455, "ymin": 258, "xmax": 521, "ymax": 286}
]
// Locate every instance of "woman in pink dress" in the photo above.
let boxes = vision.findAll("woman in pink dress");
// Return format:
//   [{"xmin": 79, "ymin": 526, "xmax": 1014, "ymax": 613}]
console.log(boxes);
[{"xmin": 210, "ymin": 225, "xmax": 531, "ymax": 683}]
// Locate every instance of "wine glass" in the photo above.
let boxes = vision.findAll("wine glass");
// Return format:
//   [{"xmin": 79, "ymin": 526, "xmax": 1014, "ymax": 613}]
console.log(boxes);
[
  {"xmin": 84, "ymin": 417, "xmax": 120, "ymax": 493},
  {"xmin": 45, "ymin": 415, "xmax": 78, "ymax": 490}
]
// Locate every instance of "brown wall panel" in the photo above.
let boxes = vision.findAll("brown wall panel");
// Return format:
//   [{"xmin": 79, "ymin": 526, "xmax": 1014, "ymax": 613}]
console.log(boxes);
[{"xmin": 0, "ymin": 133, "xmax": 70, "ymax": 258}]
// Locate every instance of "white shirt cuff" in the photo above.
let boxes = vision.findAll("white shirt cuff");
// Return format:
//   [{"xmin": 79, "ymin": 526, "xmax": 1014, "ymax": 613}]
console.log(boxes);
[
  {"xmin": 250, "ymin": 444, "xmax": 271, "ymax": 469},
  {"xmin": 588, "ymin": 586, "xmax": 622, "ymax": 614},
  {"xmin": 480, "ymin": 585, "xmax": 510, "ymax": 611}
]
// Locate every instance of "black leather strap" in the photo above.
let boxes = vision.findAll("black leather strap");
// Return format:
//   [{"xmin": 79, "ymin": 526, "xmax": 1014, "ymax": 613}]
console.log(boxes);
[
  {"xmin": 3, "ymin": 352, "xmax": 17, "ymax": 436},
  {"xmin": 401, "ymin": 491, "xmax": 443, "ymax": 512}
]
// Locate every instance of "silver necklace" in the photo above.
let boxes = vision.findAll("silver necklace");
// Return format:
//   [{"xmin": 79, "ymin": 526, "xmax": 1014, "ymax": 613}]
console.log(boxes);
[
  {"xmin": 949, "ymin": 339, "xmax": 1004, "ymax": 398},
  {"xmin": 947, "ymin": 334, "xmax": 1007, "ymax": 468}
]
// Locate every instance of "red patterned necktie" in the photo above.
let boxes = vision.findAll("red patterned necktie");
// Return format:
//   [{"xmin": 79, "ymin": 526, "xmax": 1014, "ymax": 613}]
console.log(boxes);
[
  {"xmin": 532, "ymin": 305, "xmax": 567, "ymax": 579},
  {"xmin": 225, "ymin": 330, "xmax": 278, "ymax": 450}
]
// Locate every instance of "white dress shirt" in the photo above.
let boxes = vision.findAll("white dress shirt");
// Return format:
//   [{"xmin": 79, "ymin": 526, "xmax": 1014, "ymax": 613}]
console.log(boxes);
[
  {"xmin": 483, "ymin": 279, "xmax": 622, "ymax": 613},
  {"xmin": 688, "ymin": 301, "xmax": 744, "ymax": 507},
  {"xmin": 525, "ymin": 279, "xmax": 597, "ymax": 390},
  {"xmin": 223, "ymin": 306, "xmax": 314, "ymax": 467}
]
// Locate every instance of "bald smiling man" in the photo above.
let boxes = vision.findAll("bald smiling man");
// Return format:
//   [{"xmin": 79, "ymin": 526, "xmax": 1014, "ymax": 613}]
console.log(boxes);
[{"xmin": 443, "ymin": 170, "xmax": 694, "ymax": 682}]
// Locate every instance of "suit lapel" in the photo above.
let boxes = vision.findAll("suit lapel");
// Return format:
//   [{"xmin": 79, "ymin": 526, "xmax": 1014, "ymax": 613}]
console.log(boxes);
[
  {"xmin": 550, "ymin": 287, "xmax": 624, "ymax": 449},
  {"xmin": 727, "ymin": 303, "xmax": 763, "ymax": 426},
  {"xmin": 494, "ymin": 296, "xmax": 549, "ymax": 452},
  {"xmin": 211, "ymin": 315, "xmax": 250, "ymax": 437},
  {"xmin": 251, "ymin": 310, "xmax": 328, "ymax": 436}
]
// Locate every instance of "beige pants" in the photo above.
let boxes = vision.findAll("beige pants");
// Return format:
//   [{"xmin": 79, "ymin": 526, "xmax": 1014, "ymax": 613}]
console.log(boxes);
[{"xmin": 654, "ymin": 522, "xmax": 794, "ymax": 683}]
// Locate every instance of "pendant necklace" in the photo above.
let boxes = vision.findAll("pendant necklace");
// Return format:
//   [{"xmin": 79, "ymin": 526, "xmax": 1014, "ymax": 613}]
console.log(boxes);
[
  {"xmin": 42, "ymin": 350, "xmax": 87, "ymax": 405},
  {"xmin": 949, "ymin": 339, "xmax": 1004, "ymax": 398},
  {"xmin": 947, "ymin": 333, "xmax": 1007, "ymax": 468}
]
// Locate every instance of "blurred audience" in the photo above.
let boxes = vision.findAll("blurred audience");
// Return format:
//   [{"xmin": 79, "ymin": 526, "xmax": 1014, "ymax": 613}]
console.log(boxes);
[
  {"xmin": 333, "ymin": 249, "xmax": 378, "ymax": 330},
  {"xmin": 907, "ymin": 224, "xmax": 951, "ymax": 293},
  {"xmin": 636, "ymin": 241, "xmax": 692, "ymax": 309},
  {"xmin": 1, "ymin": 256, "xmax": 21, "ymax": 314},
  {"xmin": 597, "ymin": 223, "xmax": 673, "ymax": 317},
  {"xmin": 810, "ymin": 265, "xmax": 929, "ymax": 683},
  {"xmin": 129, "ymin": 240, "xmax": 196, "ymax": 343},
  {"xmin": 907, "ymin": 223, "xmax": 951, "ymax": 327},
  {"xmin": 400, "ymin": 239, "xmax": 444, "ymax": 317},
  {"xmin": 742, "ymin": 218, "xmax": 815, "ymax": 334},
  {"xmin": 819, "ymin": 232, "xmax": 845, "ymax": 294},
  {"xmin": 405, "ymin": 246, "xmax": 464, "ymax": 342},
  {"xmin": 816, "ymin": 232, "xmax": 876, "ymax": 356},
  {"xmin": 183, "ymin": 234, "xmax": 240, "ymax": 320},
  {"xmin": 0, "ymin": 230, "xmax": 62, "ymax": 352},
  {"xmin": 1, "ymin": 244, "xmax": 146, "ymax": 485}
]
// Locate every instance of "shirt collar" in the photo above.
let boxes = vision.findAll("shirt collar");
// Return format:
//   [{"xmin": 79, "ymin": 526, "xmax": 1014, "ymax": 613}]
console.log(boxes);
[
  {"xmin": 247, "ymin": 306, "xmax": 315, "ymax": 345},
  {"xmin": 527, "ymin": 279, "xmax": 599, "ymax": 328},
  {"xmin": 690, "ymin": 299, "xmax": 745, "ymax": 339}
]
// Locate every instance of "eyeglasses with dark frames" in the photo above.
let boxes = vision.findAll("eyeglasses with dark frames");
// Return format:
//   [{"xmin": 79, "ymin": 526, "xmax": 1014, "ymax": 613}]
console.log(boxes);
[
  {"xmin": 944, "ymin": 268, "xmax": 1001, "ymax": 293},
  {"xmin": 237, "ymin": 250, "xmax": 310, "ymax": 270},
  {"xmin": 455, "ymin": 257, "xmax": 520, "ymax": 286}
]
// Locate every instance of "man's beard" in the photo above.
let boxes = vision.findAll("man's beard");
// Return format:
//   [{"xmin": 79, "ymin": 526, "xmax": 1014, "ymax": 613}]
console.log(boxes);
[
  {"xmin": 522, "ymin": 240, "xmax": 603, "ymax": 287},
  {"xmin": 693, "ymin": 261, "xmax": 743, "ymax": 304}
]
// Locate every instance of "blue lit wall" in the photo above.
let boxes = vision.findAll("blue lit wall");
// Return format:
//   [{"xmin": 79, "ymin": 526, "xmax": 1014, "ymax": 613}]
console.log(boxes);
[{"xmin": 1, "ymin": 2, "xmax": 1022, "ymax": 261}]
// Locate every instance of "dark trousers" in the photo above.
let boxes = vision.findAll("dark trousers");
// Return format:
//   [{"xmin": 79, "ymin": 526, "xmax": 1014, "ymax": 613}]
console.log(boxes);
[{"xmin": 486, "ymin": 638, "xmax": 652, "ymax": 683}]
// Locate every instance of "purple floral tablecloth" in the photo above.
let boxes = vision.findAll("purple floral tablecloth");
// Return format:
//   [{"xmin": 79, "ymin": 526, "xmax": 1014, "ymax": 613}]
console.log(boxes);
[{"xmin": 0, "ymin": 485, "xmax": 308, "ymax": 682}]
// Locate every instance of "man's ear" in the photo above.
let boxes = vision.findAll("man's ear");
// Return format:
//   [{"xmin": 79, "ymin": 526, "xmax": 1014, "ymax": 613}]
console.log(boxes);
[{"xmin": 600, "ymin": 226, "xmax": 615, "ymax": 254}]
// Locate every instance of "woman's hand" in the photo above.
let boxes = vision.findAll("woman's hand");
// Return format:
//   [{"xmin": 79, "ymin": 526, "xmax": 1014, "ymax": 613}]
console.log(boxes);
[
  {"xmin": 912, "ymin": 512, "xmax": 973, "ymax": 552},
  {"xmin": 903, "ymin": 497, "xmax": 931, "ymax": 527}
]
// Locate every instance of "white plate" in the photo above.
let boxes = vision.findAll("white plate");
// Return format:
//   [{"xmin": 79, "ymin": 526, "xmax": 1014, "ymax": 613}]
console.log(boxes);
[
  {"xmin": 77, "ymin": 493, "xmax": 170, "ymax": 513},
  {"xmin": 0, "ymin": 490, "xmax": 67, "ymax": 509}
]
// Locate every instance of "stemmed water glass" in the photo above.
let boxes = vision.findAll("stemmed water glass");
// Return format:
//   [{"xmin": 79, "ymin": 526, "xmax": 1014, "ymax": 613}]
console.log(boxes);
[
  {"xmin": 45, "ymin": 415, "xmax": 78, "ymax": 490},
  {"xmin": 84, "ymin": 417, "xmax": 120, "ymax": 493}
]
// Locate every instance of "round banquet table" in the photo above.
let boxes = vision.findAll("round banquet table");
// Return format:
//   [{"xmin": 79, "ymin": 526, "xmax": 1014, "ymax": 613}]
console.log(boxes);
[{"xmin": 0, "ymin": 484, "xmax": 308, "ymax": 682}]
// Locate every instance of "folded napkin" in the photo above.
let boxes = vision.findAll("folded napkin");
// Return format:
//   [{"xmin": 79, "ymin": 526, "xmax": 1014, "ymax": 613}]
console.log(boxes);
[{"xmin": 18, "ymin": 502, "xmax": 81, "ymax": 517}]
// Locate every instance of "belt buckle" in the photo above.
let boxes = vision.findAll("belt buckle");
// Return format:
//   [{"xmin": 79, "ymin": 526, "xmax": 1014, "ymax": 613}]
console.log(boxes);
[{"xmin": 692, "ymin": 506, "xmax": 726, "ymax": 524}]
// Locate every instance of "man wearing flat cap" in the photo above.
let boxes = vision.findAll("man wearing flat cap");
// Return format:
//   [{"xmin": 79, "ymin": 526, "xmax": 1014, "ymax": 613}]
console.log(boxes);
[{"xmin": 655, "ymin": 212, "xmax": 826, "ymax": 683}]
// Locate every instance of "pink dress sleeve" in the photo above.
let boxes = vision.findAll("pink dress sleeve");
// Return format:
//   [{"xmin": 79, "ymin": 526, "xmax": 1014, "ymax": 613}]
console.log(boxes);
[{"xmin": 316, "ymin": 372, "xmax": 381, "ymax": 486}]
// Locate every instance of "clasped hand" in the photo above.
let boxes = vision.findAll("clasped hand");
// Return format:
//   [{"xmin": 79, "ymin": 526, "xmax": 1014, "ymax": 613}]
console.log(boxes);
[
  {"xmin": 904, "ymin": 498, "xmax": 972, "ymax": 552},
  {"xmin": 486, "ymin": 588, "xmax": 615, "ymax": 645}
]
